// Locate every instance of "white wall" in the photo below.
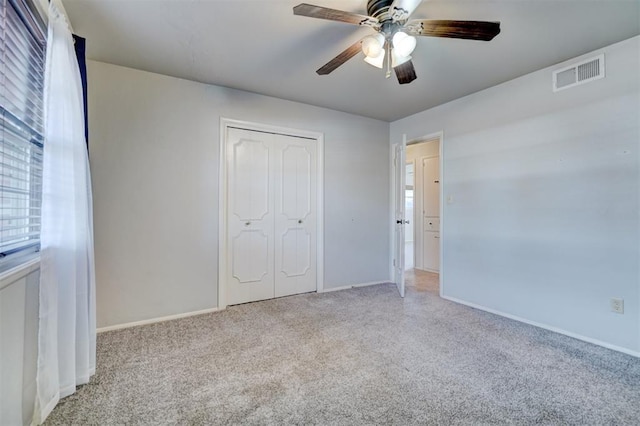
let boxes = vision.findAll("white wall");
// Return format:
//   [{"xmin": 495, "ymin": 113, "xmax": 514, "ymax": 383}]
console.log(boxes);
[
  {"xmin": 391, "ymin": 36, "xmax": 640, "ymax": 354},
  {"xmin": 87, "ymin": 61, "xmax": 390, "ymax": 328},
  {"xmin": 0, "ymin": 262, "xmax": 40, "ymax": 426}
]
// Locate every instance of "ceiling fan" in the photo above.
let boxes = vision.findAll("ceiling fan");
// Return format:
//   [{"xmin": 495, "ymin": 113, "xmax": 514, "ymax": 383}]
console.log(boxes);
[{"xmin": 293, "ymin": 0, "xmax": 501, "ymax": 84}]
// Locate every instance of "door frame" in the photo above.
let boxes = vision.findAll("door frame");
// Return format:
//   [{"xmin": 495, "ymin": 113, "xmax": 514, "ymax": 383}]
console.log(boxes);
[
  {"xmin": 218, "ymin": 118, "xmax": 325, "ymax": 309},
  {"xmin": 391, "ymin": 131, "xmax": 444, "ymax": 297}
]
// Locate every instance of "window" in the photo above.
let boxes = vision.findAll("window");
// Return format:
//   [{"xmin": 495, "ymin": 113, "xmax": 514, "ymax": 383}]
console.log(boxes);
[{"xmin": 0, "ymin": 0, "xmax": 46, "ymax": 268}]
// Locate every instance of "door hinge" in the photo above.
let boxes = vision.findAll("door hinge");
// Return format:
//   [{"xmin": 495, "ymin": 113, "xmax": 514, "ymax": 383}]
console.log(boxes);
[{"xmin": 393, "ymin": 259, "xmax": 396, "ymax": 267}]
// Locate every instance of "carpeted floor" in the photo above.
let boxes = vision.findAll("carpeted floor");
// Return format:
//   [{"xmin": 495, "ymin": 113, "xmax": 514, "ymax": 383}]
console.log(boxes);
[{"xmin": 46, "ymin": 270, "xmax": 640, "ymax": 425}]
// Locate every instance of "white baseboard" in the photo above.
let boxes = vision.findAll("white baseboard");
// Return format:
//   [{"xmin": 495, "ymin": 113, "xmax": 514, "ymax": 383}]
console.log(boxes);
[
  {"xmin": 441, "ymin": 295, "xmax": 640, "ymax": 358},
  {"xmin": 320, "ymin": 281, "xmax": 388, "ymax": 293},
  {"xmin": 97, "ymin": 307, "xmax": 222, "ymax": 333}
]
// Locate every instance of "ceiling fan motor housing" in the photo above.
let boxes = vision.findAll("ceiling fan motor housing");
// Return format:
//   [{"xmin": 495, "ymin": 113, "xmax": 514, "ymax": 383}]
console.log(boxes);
[{"xmin": 367, "ymin": 0, "xmax": 394, "ymax": 22}]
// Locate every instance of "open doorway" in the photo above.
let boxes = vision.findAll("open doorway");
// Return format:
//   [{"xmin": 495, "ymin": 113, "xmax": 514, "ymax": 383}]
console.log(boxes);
[{"xmin": 404, "ymin": 134, "xmax": 442, "ymax": 295}]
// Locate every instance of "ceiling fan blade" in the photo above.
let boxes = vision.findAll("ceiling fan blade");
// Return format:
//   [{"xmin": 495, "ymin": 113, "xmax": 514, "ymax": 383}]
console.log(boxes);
[
  {"xmin": 294, "ymin": 3, "xmax": 378, "ymax": 27},
  {"xmin": 394, "ymin": 60, "xmax": 417, "ymax": 85},
  {"xmin": 406, "ymin": 20, "xmax": 501, "ymax": 41},
  {"xmin": 316, "ymin": 39, "xmax": 363, "ymax": 75},
  {"xmin": 389, "ymin": 0, "xmax": 423, "ymax": 22}
]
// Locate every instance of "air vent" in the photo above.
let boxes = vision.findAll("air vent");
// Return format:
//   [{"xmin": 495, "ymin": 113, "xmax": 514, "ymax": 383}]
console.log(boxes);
[{"xmin": 553, "ymin": 54, "xmax": 605, "ymax": 92}]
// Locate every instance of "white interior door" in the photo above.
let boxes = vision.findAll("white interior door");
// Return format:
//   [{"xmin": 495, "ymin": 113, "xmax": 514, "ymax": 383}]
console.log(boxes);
[
  {"xmin": 227, "ymin": 128, "xmax": 317, "ymax": 305},
  {"xmin": 393, "ymin": 136, "xmax": 407, "ymax": 297},
  {"xmin": 274, "ymin": 135, "xmax": 317, "ymax": 298}
]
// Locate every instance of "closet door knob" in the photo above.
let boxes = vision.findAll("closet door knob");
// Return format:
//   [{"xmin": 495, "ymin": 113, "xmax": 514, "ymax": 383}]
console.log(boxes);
[
  {"xmin": 298, "ymin": 219, "xmax": 303, "ymax": 224},
  {"xmin": 245, "ymin": 221, "xmax": 251, "ymax": 226}
]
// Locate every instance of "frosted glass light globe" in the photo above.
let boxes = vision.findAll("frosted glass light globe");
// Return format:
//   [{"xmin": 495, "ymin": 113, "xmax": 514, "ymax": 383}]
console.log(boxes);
[
  {"xmin": 392, "ymin": 50, "xmax": 411, "ymax": 68},
  {"xmin": 392, "ymin": 32, "xmax": 417, "ymax": 57},
  {"xmin": 364, "ymin": 49, "xmax": 385, "ymax": 69},
  {"xmin": 361, "ymin": 34, "xmax": 385, "ymax": 58}
]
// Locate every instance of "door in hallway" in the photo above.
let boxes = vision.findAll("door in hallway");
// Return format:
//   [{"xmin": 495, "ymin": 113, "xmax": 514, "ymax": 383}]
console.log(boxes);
[
  {"xmin": 422, "ymin": 156, "xmax": 440, "ymax": 272},
  {"xmin": 226, "ymin": 128, "xmax": 317, "ymax": 305}
]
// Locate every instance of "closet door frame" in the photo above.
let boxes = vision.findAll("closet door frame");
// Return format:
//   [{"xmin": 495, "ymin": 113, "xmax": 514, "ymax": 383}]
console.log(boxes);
[{"xmin": 218, "ymin": 118, "xmax": 324, "ymax": 309}]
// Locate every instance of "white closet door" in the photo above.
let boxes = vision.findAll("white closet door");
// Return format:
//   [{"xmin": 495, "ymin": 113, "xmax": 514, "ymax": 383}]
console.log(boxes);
[
  {"xmin": 226, "ymin": 128, "xmax": 317, "ymax": 305},
  {"xmin": 227, "ymin": 128, "xmax": 275, "ymax": 305},
  {"xmin": 274, "ymin": 135, "xmax": 317, "ymax": 297},
  {"xmin": 423, "ymin": 231, "xmax": 440, "ymax": 272},
  {"xmin": 422, "ymin": 156, "xmax": 440, "ymax": 272},
  {"xmin": 423, "ymin": 157, "xmax": 440, "ymax": 217}
]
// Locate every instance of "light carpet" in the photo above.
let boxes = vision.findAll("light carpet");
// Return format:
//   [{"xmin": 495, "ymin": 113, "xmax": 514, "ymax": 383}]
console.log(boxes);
[{"xmin": 46, "ymin": 271, "xmax": 640, "ymax": 425}]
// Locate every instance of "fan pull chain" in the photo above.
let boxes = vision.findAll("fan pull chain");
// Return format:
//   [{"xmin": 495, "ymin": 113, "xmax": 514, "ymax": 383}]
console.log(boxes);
[{"xmin": 385, "ymin": 42, "xmax": 391, "ymax": 79}]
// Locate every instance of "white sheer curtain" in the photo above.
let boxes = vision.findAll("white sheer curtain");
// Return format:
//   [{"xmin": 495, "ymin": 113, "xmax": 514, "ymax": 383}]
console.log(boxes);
[{"xmin": 33, "ymin": 0, "xmax": 96, "ymax": 423}]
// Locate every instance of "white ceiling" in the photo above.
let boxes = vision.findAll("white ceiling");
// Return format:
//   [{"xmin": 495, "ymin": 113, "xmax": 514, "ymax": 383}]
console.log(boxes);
[{"xmin": 61, "ymin": 0, "xmax": 640, "ymax": 121}]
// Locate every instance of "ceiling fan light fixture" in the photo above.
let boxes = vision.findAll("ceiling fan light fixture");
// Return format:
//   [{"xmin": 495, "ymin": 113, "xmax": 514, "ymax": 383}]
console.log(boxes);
[
  {"xmin": 392, "ymin": 31, "xmax": 417, "ymax": 57},
  {"xmin": 294, "ymin": 1, "xmax": 502, "ymax": 85},
  {"xmin": 364, "ymin": 49, "xmax": 385, "ymax": 69},
  {"xmin": 361, "ymin": 33, "xmax": 385, "ymax": 58}
]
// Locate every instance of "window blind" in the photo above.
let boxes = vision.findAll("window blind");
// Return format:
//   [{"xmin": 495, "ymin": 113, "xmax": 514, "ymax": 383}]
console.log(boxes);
[{"xmin": 0, "ymin": 0, "xmax": 45, "ymax": 258}]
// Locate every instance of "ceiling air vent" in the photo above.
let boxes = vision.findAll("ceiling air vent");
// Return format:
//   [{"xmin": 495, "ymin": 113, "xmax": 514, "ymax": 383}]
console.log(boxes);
[{"xmin": 553, "ymin": 54, "xmax": 605, "ymax": 92}]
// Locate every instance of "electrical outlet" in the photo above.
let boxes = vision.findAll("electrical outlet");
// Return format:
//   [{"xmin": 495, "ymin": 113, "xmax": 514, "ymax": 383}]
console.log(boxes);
[{"xmin": 610, "ymin": 298, "xmax": 624, "ymax": 314}]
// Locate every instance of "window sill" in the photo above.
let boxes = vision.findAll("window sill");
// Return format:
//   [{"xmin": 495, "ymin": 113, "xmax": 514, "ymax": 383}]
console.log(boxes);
[{"xmin": 0, "ymin": 253, "xmax": 41, "ymax": 290}]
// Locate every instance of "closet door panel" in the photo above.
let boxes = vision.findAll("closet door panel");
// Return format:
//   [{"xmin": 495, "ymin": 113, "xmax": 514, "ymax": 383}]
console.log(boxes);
[
  {"xmin": 227, "ymin": 128, "xmax": 275, "ymax": 304},
  {"xmin": 274, "ymin": 135, "xmax": 317, "ymax": 297},
  {"xmin": 423, "ymin": 157, "xmax": 440, "ymax": 218}
]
